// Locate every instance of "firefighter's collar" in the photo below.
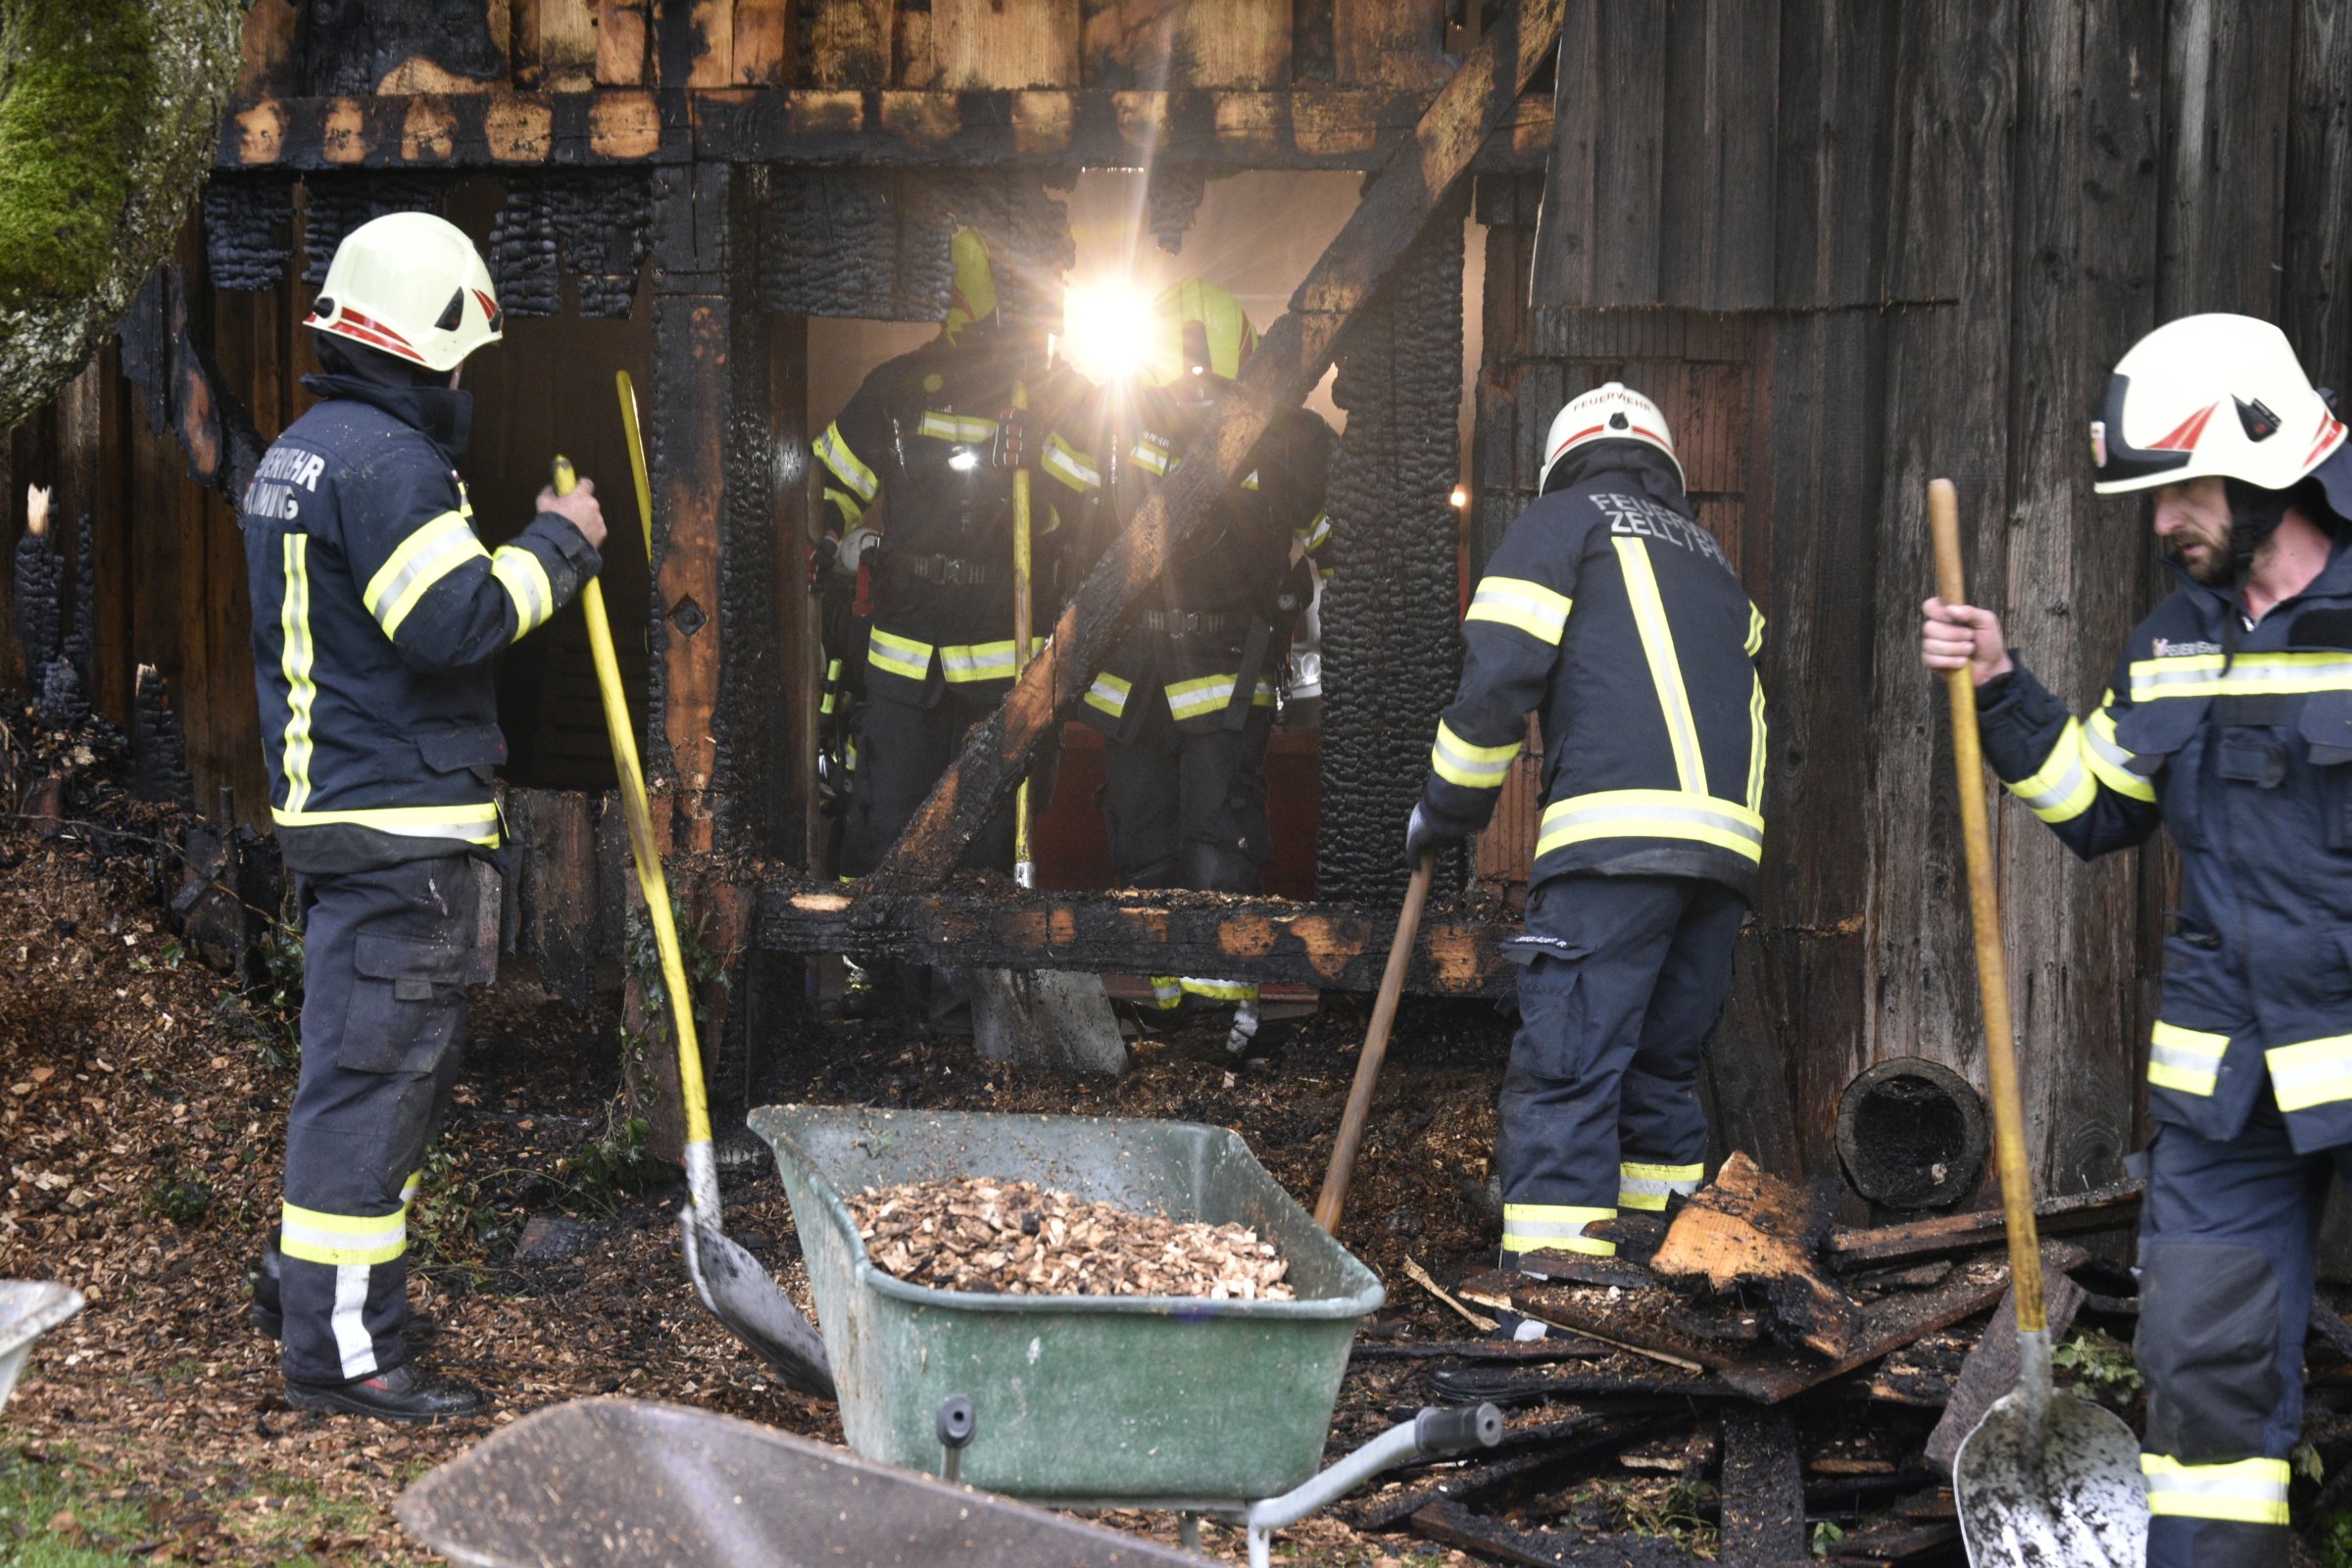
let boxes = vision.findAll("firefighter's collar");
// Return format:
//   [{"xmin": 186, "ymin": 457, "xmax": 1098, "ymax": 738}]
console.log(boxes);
[{"xmin": 300, "ymin": 373, "xmax": 475, "ymax": 462}]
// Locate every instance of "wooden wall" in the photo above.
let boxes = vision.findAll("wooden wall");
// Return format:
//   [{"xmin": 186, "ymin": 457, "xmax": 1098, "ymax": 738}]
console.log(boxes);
[{"xmin": 1469, "ymin": 0, "xmax": 2352, "ymax": 1200}]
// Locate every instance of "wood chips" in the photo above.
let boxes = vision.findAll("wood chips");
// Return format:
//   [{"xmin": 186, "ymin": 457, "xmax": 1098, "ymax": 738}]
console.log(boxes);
[{"xmin": 850, "ymin": 1177, "xmax": 1296, "ymax": 1300}]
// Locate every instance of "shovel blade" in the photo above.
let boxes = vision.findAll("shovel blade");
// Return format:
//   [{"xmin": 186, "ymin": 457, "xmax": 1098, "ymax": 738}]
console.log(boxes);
[
  {"xmin": 1955, "ymin": 1390, "xmax": 2145, "ymax": 1567},
  {"xmin": 681, "ymin": 1213, "xmax": 836, "ymax": 1400},
  {"xmin": 970, "ymin": 968, "xmax": 1128, "ymax": 1077}
]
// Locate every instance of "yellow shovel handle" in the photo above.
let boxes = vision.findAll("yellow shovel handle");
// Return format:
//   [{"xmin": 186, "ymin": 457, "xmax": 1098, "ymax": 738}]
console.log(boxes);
[
  {"xmin": 1930, "ymin": 477, "xmax": 2043, "ymax": 1333},
  {"xmin": 555, "ymin": 457, "xmax": 714, "ymax": 1152},
  {"xmin": 1011, "ymin": 380, "xmax": 1034, "ymax": 877}
]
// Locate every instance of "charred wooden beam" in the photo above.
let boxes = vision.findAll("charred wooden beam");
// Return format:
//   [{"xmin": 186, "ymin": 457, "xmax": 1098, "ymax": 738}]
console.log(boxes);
[
  {"xmin": 118, "ymin": 265, "xmax": 267, "ymax": 509},
  {"xmin": 758, "ymin": 877, "xmax": 1516, "ymax": 998},
  {"xmin": 1719, "ymin": 1407, "xmax": 1808, "ymax": 1567},
  {"xmin": 862, "ymin": 0, "xmax": 1566, "ymax": 901},
  {"xmin": 217, "ymin": 88, "xmax": 1554, "ymax": 173},
  {"xmin": 1411, "ymin": 1498, "xmax": 1706, "ymax": 1568},
  {"xmin": 1823, "ymin": 1181, "xmax": 2142, "ymax": 1270}
]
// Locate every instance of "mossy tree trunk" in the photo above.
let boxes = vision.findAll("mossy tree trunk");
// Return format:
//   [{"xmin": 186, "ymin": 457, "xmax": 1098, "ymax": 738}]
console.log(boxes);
[{"xmin": 0, "ymin": 0, "xmax": 247, "ymax": 433}]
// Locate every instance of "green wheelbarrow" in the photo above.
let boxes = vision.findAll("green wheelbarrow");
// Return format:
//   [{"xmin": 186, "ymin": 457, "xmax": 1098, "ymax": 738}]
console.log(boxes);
[{"xmin": 753, "ymin": 1104, "xmax": 1499, "ymax": 1567}]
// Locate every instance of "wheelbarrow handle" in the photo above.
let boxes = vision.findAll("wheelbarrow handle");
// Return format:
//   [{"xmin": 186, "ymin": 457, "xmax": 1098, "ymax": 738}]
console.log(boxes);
[{"xmin": 1414, "ymin": 1402, "xmax": 1503, "ymax": 1458}]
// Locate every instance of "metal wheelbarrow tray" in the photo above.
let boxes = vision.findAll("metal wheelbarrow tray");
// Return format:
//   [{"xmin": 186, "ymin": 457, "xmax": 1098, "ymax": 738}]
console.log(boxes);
[{"xmin": 751, "ymin": 1105, "xmax": 1387, "ymax": 1510}]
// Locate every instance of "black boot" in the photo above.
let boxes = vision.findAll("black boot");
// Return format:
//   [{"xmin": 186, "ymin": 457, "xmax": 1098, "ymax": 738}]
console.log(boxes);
[
  {"xmin": 248, "ymin": 1250, "xmax": 437, "ymax": 1348},
  {"xmin": 284, "ymin": 1361, "xmax": 488, "ymax": 1424}
]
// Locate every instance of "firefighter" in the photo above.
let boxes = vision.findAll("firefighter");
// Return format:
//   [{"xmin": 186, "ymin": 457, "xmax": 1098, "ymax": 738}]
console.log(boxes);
[
  {"xmin": 813, "ymin": 229, "xmax": 1081, "ymax": 1023},
  {"xmin": 1405, "ymin": 383, "xmax": 1765, "ymax": 1285},
  {"xmin": 1057, "ymin": 278, "xmax": 1332, "ymax": 1053},
  {"xmin": 1923, "ymin": 314, "xmax": 2352, "ymax": 1567},
  {"xmin": 239, "ymin": 213, "xmax": 606, "ymax": 1420}
]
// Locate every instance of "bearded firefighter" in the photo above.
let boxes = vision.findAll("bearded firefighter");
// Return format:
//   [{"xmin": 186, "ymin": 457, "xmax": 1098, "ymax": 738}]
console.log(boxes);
[{"xmin": 1924, "ymin": 314, "xmax": 2352, "ymax": 1567}]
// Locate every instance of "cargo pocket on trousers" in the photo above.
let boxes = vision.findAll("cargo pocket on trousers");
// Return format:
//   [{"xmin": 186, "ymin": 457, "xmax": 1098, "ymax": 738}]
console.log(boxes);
[
  {"xmin": 2136, "ymin": 1239, "xmax": 2282, "ymax": 1459},
  {"xmin": 343, "ymin": 933, "xmax": 466, "ymax": 1074}
]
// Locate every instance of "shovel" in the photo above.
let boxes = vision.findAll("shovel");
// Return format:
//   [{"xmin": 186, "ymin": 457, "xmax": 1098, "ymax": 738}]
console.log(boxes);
[
  {"xmin": 1931, "ymin": 477, "xmax": 2145, "ymax": 1564},
  {"xmin": 1313, "ymin": 852, "xmax": 1435, "ymax": 1233},
  {"xmin": 555, "ymin": 454, "xmax": 835, "ymax": 1399},
  {"xmin": 969, "ymin": 379, "xmax": 1128, "ymax": 1076}
]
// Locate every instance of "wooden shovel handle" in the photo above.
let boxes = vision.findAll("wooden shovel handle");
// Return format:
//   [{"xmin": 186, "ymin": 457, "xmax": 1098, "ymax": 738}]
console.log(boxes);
[
  {"xmin": 1315, "ymin": 854, "xmax": 1435, "ymax": 1233},
  {"xmin": 1930, "ymin": 478, "xmax": 2044, "ymax": 1332}
]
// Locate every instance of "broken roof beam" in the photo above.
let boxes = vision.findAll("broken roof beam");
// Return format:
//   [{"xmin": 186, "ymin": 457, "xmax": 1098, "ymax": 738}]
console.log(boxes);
[
  {"xmin": 858, "ymin": 0, "xmax": 1567, "ymax": 903},
  {"xmin": 759, "ymin": 878, "xmax": 1516, "ymax": 998}
]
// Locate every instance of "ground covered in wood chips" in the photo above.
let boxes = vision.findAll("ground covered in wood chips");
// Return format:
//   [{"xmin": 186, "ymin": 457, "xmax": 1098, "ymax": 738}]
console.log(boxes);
[
  {"xmin": 0, "ymin": 757, "xmax": 1526, "ymax": 1565},
  {"xmin": 850, "ymin": 1176, "xmax": 1296, "ymax": 1298}
]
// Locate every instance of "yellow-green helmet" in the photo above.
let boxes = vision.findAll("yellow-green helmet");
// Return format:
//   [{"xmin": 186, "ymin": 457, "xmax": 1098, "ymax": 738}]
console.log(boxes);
[
  {"xmin": 944, "ymin": 227, "xmax": 998, "ymax": 343},
  {"xmin": 1143, "ymin": 278, "xmax": 1257, "ymax": 389}
]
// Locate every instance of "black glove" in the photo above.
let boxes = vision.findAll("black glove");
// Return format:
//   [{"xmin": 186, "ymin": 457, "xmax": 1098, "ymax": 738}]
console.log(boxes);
[
  {"xmin": 807, "ymin": 531, "xmax": 840, "ymax": 593},
  {"xmin": 1404, "ymin": 802, "xmax": 1458, "ymax": 867}
]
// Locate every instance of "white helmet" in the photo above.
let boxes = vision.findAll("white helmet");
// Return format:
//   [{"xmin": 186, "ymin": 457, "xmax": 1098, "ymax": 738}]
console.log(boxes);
[
  {"xmin": 2093, "ymin": 314, "xmax": 2347, "ymax": 500},
  {"xmin": 306, "ymin": 212, "xmax": 504, "ymax": 372},
  {"xmin": 1538, "ymin": 381, "xmax": 1684, "ymax": 494}
]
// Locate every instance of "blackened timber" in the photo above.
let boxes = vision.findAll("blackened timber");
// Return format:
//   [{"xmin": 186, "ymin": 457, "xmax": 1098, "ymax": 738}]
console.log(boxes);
[
  {"xmin": 1718, "ymin": 1407, "xmax": 1807, "ymax": 1567},
  {"xmin": 217, "ymin": 88, "xmax": 1554, "ymax": 172},
  {"xmin": 1411, "ymin": 1499, "xmax": 1706, "ymax": 1568},
  {"xmin": 1822, "ymin": 1181, "xmax": 2142, "ymax": 1268},
  {"xmin": 860, "ymin": 0, "xmax": 1565, "ymax": 899},
  {"xmin": 758, "ymin": 878, "xmax": 1516, "ymax": 998}
]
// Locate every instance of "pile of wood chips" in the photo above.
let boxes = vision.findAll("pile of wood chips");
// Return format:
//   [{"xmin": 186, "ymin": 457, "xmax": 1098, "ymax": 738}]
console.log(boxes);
[{"xmin": 850, "ymin": 1177, "xmax": 1296, "ymax": 1299}]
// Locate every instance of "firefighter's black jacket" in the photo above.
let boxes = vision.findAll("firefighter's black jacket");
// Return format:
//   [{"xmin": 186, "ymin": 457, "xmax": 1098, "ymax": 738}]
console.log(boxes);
[
  {"xmin": 1054, "ymin": 388, "xmax": 1334, "ymax": 737},
  {"xmin": 242, "ymin": 374, "xmax": 600, "ymax": 874},
  {"xmin": 1978, "ymin": 539, "xmax": 2352, "ymax": 1152},
  {"xmin": 1417, "ymin": 444, "xmax": 1767, "ymax": 905},
  {"xmin": 814, "ymin": 332, "xmax": 1087, "ymax": 708}
]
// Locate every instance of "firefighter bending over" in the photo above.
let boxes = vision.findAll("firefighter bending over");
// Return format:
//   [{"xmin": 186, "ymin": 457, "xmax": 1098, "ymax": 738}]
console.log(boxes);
[{"xmin": 1406, "ymin": 384, "xmax": 1766, "ymax": 1296}]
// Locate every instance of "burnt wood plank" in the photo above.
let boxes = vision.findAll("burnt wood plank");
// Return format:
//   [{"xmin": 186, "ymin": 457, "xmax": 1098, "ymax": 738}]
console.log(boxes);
[
  {"xmin": 1079, "ymin": 0, "xmax": 1292, "ymax": 89},
  {"xmin": 1465, "ymin": 1244, "xmax": 2086, "ymax": 1405},
  {"xmin": 1346, "ymin": 1413, "xmax": 1681, "ymax": 1532},
  {"xmin": 1824, "ymin": 1180, "xmax": 2141, "ymax": 1267},
  {"xmin": 758, "ymin": 877, "xmax": 1517, "ymax": 997},
  {"xmin": 1412, "ymin": 1498, "xmax": 1705, "ymax": 1568},
  {"xmin": 858, "ymin": 0, "xmax": 1565, "ymax": 897},
  {"xmin": 808, "ymin": 0, "xmax": 896, "ymax": 86},
  {"xmin": 1770, "ymin": 0, "xmax": 1896, "ymax": 308}
]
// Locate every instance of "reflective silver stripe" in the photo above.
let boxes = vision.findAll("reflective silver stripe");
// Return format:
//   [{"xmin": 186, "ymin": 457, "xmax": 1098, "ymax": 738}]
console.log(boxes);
[
  {"xmin": 917, "ymin": 411, "xmax": 998, "ymax": 444},
  {"xmin": 1430, "ymin": 720, "xmax": 1520, "ymax": 788},
  {"xmin": 2141, "ymin": 1455, "xmax": 2290, "ymax": 1524},
  {"xmin": 332, "ymin": 1263, "xmax": 377, "ymax": 1380},
  {"xmin": 490, "ymin": 545, "xmax": 554, "ymax": 636},
  {"xmin": 815, "ymin": 421, "xmax": 878, "ymax": 500},
  {"xmin": 1042, "ymin": 434, "xmax": 1101, "ymax": 490},
  {"xmin": 271, "ymin": 804, "xmax": 501, "ymax": 844},
  {"xmin": 2266, "ymin": 1034, "xmax": 2352, "ymax": 1112},
  {"xmin": 940, "ymin": 641, "xmax": 1018, "ymax": 681},
  {"xmin": 2005, "ymin": 719, "xmax": 2097, "ymax": 823},
  {"xmin": 1538, "ymin": 789, "xmax": 1764, "ymax": 862},
  {"xmin": 2129, "ymin": 652, "xmax": 2352, "ymax": 700}
]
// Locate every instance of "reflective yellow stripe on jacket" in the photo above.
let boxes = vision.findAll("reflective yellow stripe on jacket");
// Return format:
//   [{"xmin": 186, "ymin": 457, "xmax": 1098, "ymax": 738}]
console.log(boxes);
[
  {"xmin": 1539, "ymin": 790, "xmax": 1765, "ymax": 864},
  {"xmin": 490, "ymin": 545, "xmax": 557, "ymax": 638},
  {"xmin": 364, "ymin": 511, "xmax": 489, "ymax": 638},
  {"xmin": 2130, "ymin": 651, "xmax": 2352, "ymax": 701},
  {"xmin": 1165, "ymin": 672, "xmax": 1275, "ymax": 722},
  {"xmin": 815, "ymin": 421, "xmax": 878, "ymax": 501},
  {"xmin": 279, "ymin": 535, "xmax": 318, "ymax": 813},
  {"xmin": 1431, "ymin": 719, "xmax": 1520, "ymax": 790},
  {"xmin": 1616, "ymin": 537, "xmax": 1705, "ymax": 792},
  {"xmin": 2267, "ymin": 1034, "xmax": 2352, "ymax": 1112},
  {"xmin": 868, "ymin": 627, "xmax": 933, "ymax": 682},
  {"xmin": 2148, "ymin": 1022, "xmax": 2228, "ymax": 1097},
  {"xmin": 2006, "ymin": 717, "xmax": 2100, "ymax": 823},
  {"xmin": 270, "ymin": 802, "xmax": 502, "ymax": 845},
  {"xmin": 2141, "ymin": 1454, "xmax": 2290, "ymax": 1526},
  {"xmin": 1463, "ymin": 575, "xmax": 1572, "ymax": 645},
  {"xmin": 1085, "ymin": 671, "xmax": 1133, "ymax": 717}
]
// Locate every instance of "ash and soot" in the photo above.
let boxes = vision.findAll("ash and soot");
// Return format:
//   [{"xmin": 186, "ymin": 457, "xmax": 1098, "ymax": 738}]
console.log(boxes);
[{"xmin": 851, "ymin": 1177, "xmax": 1295, "ymax": 1300}]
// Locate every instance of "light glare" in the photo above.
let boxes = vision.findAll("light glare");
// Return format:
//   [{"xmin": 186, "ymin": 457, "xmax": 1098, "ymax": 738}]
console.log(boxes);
[{"xmin": 1062, "ymin": 280, "xmax": 1157, "ymax": 385}]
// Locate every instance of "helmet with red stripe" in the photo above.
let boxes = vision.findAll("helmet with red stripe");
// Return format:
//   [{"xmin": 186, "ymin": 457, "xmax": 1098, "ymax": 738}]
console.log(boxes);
[
  {"xmin": 306, "ymin": 212, "xmax": 504, "ymax": 373},
  {"xmin": 2093, "ymin": 314, "xmax": 2350, "ymax": 507},
  {"xmin": 1539, "ymin": 382, "xmax": 1683, "ymax": 495}
]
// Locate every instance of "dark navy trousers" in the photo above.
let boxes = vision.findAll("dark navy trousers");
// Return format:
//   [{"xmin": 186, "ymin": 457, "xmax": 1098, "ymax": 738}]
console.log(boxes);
[
  {"xmin": 1496, "ymin": 873, "xmax": 1742, "ymax": 1264},
  {"xmin": 2136, "ymin": 1108, "xmax": 2352, "ymax": 1566},
  {"xmin": 274, "ymin": 856, "xmax": 474, "ymax": 1386}
]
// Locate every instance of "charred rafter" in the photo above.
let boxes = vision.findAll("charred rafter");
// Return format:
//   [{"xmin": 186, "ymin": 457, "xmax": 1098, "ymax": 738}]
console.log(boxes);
[
  {"xmin": 858, "ymin": 0, "xmax": 1567, "ymax": 906},
  {"xmin": 759, "ymin": 877, "xmax": 1517, "ymax": 1000}
]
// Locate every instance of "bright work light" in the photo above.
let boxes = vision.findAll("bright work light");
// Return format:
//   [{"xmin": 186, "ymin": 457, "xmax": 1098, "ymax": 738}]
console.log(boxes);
[{"xmin": 1061, "ymin": 279, "xmax": 1157, "ymax": 385}]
